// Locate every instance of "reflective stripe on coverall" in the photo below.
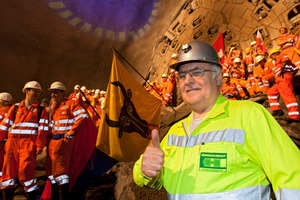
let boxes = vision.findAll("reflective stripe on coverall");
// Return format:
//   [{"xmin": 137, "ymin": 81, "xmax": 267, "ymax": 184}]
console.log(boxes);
[
  {"xmin": 47, "ymin": 99, "xmax": 88, "ymax": 185},
  {"xmin": 0, "ymin": 106, "xmax": 10, "ymax": 185},
  {"xmin": 133, "ymin": 95, "xmax": 300, "ymax": 199},
  {"xmin": 0, "ymin": 101, "xmax": 49, "ymax": 192}
]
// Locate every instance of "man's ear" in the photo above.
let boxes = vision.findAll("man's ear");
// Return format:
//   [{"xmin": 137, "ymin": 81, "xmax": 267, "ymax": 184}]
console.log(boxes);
[{"xmin": 216, "ymin": 72, "xmax": 223, "ymax": 87}]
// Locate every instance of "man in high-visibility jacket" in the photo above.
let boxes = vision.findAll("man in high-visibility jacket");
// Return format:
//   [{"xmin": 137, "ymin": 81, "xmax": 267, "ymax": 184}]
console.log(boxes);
[
  {"xmin": 0, "ymin": 92, "xmax": 13, "ymax": 189},
  {"xmin": 133, "ymin": 41, "xmax": 300, "ymax": 200},
  {"xmin": 0, "ymin": 81, "xmax": 49, "ymax": 200},
  {"xmin": 46, "ymin": 81, "xmax": 88, "ymax": 200}
]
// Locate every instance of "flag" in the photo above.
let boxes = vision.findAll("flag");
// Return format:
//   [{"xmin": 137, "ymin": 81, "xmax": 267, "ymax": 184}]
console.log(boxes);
[
  {"xmin": 96, "ymin": 53, "xmax": 162, "ymax": 162},
  {"xmin": 212, "ymin": 33, "xmax": 225, "ymax": 64},
  {"xmin": 40, "ymin": 180, "xmax": 52, "ymax": 200},
  {"xmin": 68, "ymin": 97, "xmax": 99, "ymax": 191},
  {"xmin": 256, "ymin": 30, "xmax": 267, "ymax": 54}
]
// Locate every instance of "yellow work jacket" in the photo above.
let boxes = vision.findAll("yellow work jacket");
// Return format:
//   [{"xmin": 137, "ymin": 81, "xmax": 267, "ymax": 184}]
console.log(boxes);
[{"xmin": 134, "ymin": 95, "xmax": 300, "ymax": 199}]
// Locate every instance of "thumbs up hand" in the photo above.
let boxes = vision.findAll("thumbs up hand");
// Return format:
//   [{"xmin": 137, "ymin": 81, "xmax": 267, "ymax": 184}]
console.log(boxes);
[{"xmin": 141, "ymin": 129, "xmax": 165, "ymax": 177}]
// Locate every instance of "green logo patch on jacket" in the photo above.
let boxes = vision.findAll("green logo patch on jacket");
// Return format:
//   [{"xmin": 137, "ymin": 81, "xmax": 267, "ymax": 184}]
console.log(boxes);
[{"xmin": 199, "ymin": 152, "xmax": 227, "ymax": 172}]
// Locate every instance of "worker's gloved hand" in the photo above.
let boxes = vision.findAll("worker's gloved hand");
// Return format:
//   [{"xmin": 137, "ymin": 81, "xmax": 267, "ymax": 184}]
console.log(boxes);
[
  {"xmin": 141, "ymin": 129, "xmax": 164, "ymax": 177},
  {"xmin": 64, "ymin": 132, "xmax": 75, "ymax": 140}
]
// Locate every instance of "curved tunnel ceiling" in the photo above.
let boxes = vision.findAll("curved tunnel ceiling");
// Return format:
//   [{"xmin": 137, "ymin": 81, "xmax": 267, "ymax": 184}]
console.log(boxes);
[{"xmin": 0, "ymin": 0, "xmax": 299, "ymax": 101}]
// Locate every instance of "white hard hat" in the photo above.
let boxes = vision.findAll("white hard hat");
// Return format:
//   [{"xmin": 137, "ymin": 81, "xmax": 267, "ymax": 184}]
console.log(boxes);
[
  {"xmin": 251, "ymin": 41, "xmax": 256, "ymax": 46},
  {"xmin": 0, "ymin": 92, "xmax": 13, "ymax": 101},
  {"xmin": 171, "ymin": 53, "xmax": 177, "ymax": 58},
  {"xmin": 233, "ymin": 58, "xmax": 241, "ymax": 63},
  {"xmin": 49, "ymin": 81, "xmax": 66, "ymax": 91},
  {"xmin": 95, "ymin": 89, "xmax": 100, "ymax": 94},
  {"xmin": 74, "ymin": 85, "xmax": 80, "ymax": 90},
  {"xmin": 223, "ymin": 73, "xmax": 230, "ymax": 77},
  {"xmin": 255, "ymin": 55, "xmax": 265, "ymax": 63},
  {"xmin": 92, "ymin": 89, "xmax": 95, "ymax": 92},
  {"xmin": 100, "ymin": 90, "xmax": 106, "ymax": 95},
  {"xmin": 162, "ymin": 74, "xmax": 168, "ymax": 78},
  {"xmin": 81, "ymin": 86, "xmax": 87, "ymax": 92},
  {"xmin": 22, "ymin": 81, "xmax": 42, "ymax": 93}
]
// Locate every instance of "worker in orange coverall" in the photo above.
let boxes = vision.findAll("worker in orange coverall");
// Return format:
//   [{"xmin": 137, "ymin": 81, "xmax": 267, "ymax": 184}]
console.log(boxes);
[
  {"xmin": 276, "ymin": 26, "xmax": 300, "ymax": 69},
  {"xmin": 0, "ymin": 81, "xmax": 49, "ymax": 200},
  {"xmin": 268, "ymin": 48, "xmax": 299, "ymax": 122},
  {"xmin": 0, "ymin": 92, "xmax": 13, "ymax": 189},
  {"xmin": 220, "ymin": 73, "xmax": 238, "ymax": 100},
  {"xmin": 254, "ymin": 55, "xmax": 275, "ymax": 94},
  {"xmin": 163, "ymin": 69, "xmax": 178, "ymax": 105},
  {"xmin": 47, "ymin": 81, "xmax": 88, "ymax": 200}
]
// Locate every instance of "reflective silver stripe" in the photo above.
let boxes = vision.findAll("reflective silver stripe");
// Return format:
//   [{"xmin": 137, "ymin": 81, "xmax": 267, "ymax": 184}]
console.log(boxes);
[
  {"xmin": 75, "ymin": 113, "xmax": 89, "ymax": 121},
  {"xmin": 39, "ymin": 119, "xmax": 48, "ymax": 124},
  {"xmin": 286, "ymin": 103, "xmax": 298, "ymax": 108},
  {"xmin": 53, "ymin": 126, "xmax": 72, "ymax": 131},
  {"xmin": 4, "ymin": 118, "xmax": 13, "ymax": 126},
  {"xmin": 270, "ymin": 103, "xmax": 280, "ymax": 106},
  {"xmin": 9, "ymin": 129, "xmax": 37, "ymax": 135},
  {"xmin": 48, "ymin": 175, "xmax": 56, "ymax": 184},
  {"xmin": 54, "ymin": 119, "xmax": 75, "ymax": 125},
  {"xmin": 268, "ymin": 96, "xmax": 278, "ymax": 99},
  {"xmin": 38, "ymin": 126, "xmax": 49, "ymax": 131},
  {"xmin": 73, "ymin": 109, "xmax": 85, "ymax": 116},
  {"xmin": 0, "ymin": 171, "xmax": 2, "ymax": 176},
  {"xmin": 168, "ymin": 128, "xmax": 245, "ymax": 147},
  {"xmin": 1, "ymin": 179, "xmax": 15, "ymax": 187},
  {"xmin": 26, "ymin": 184, "xmax": 38, "ymax": 192},
  {"xmin": 275, "ymin": 188, "xmax": 300, "ymax": 200},
  {"xmin": 13, "ymin": 122, "xmax": 38, "ymax": 128},
  {"xmin": 24, "ymin": 178, "xmax": 37, "ymax": 187},
  {"xmin": 288, "ymin": 111, "xmax": 299, "ymax": 116},
  {"xmin": 0, "ymin": 116, "xmax": 2, "ymax": 119},
  {"xmin": 167, "ymin": 185, "xmax": 270, "ymax": 200},
  {"xmin": 55, "ymin": 174, "xmax": 69, "ymax": 185},
  {"xmin": 0, "ymin": 125, "xmax": 8, "ymax": 131}
]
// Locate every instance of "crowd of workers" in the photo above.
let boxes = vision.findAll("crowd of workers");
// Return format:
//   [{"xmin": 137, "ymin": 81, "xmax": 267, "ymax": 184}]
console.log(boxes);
[
  {"xmin": 146, "ymin": 26, "xmax": 299, "ymax": 122},
  {"xmin": 0, "ymin": 81, "xmax": 106, "ymax": 200}
]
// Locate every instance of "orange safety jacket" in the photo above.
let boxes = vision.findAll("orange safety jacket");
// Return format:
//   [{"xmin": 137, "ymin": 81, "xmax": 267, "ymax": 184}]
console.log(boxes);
[
  {"xmin": 277, "ymin": 34, "xmax": 300, "ymax": 68},
  {"xmin": 0, "ymin": 101, "xmax": 49, "ymax": 192},
  {"xmin": 0, "ymin": 106, "xmax": 11, "ymax": 178},
  {"xmin": 47, "ymin": 98, "xmax": 88, "ymax": 185},
  {"xmin": 220, "ymin": 81, "xmax": 238, "ymax": 100}
]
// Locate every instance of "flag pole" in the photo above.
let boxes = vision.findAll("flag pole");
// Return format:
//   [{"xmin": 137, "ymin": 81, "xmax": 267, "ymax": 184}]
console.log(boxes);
[
  {"xmin": 78, "ymin": 88, "xmax": 101, "ymax": 119},
  {"xmin": 111, "ymin": 47, "xmax": 177, "ymax": 113}
]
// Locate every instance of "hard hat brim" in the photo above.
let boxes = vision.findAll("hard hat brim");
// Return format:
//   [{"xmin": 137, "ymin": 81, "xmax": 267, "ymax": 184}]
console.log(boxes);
[{"xmin": 170, "ymin": 59, "xmax": 222, "ymax": 71}]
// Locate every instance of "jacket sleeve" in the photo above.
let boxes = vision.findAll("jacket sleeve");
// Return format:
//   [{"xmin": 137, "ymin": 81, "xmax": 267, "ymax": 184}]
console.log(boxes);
[
  {"xmin": 0, "ymin": 105, "xmax": 15, "ymax": 141},
  {"xmin": 133, "ymin": 132, "xmax": 169, "ymax": 190},
  {"xmin": 36, "ymin": 108, "xmax": 49, "ymax": 152},
  {"xmin": 69, "ymin": 101, "xmax": 88, "ymax": 135},
  {"xmin": 245, "ymin": 104, "xmax": 300, "ymax": 199}
]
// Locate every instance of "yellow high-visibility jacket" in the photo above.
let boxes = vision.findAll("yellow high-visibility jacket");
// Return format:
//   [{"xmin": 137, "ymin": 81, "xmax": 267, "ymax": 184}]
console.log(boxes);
[{"xmin": 134, "ymin": 95, "xmax": 300, "ymax": 199}]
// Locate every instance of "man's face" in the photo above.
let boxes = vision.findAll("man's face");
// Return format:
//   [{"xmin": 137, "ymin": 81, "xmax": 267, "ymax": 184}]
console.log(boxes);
[
  {"xmin": 51, "ymin": 90, "xmax": 64, "ymax": 102},
  {"xmin": 26, "ymin": 89, "xmax": 41, "ymax": 101},
  {"xmin": 280, "ymin": 28, "xmax": 287, "ymax": 35},
  {"xmin": 178, "ymin": 62, "xmax": 221, "ymax": 110},
  {"xmin": 223, "ymin": 76, "xmax": 230, "ymax": 83}
]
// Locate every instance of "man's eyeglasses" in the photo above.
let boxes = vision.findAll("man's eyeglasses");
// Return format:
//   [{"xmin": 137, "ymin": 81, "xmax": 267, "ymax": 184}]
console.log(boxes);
[{"xmin": 178, "ymin": 68, "xmax": 215, "ymax": 82}]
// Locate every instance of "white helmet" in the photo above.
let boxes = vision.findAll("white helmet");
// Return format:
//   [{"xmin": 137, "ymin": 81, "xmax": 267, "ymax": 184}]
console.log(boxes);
[
  {"xmin": 95, "ymin": 89, "xmax": 100, "ymax": 94},
  {"xmin": 171, "ymin": 53, "xmax": 177, "ymax": 58},
  {"xmin": 223, "ymin": 73, "xmax": 230, "ymax": 77},
  {"xmin": 233, "ymin": 58, "xmax": 241, "ymax": 63},
  {"xmin": 251, "ymin": 41, "xmax": 256, "ymax": 46},
  {"xmin": 0, "ymin": 92, "xmax": 13, "ymax": 101},
  {"xmin": 255, "ymin": 55, "xmax": 265, "ymax": 63},
  {"xmin": 49, "ymin": 81, "xmax": 66, "ymax": 91},
  {"xmin": 162, "ymin": 74, "xmax": 168, "ymax": 78},
  {"xmin": 74, "ymin": 85, "xmax": 80, "ymax": 90},
  {"xmin": 100, "ymin": 90, "xmax": 106, "ymax": 95},
  {"xmin": 81, "ymin": 86, "xmax": 87, "ymax": 92},
  {"xmin": 22, "ymin": 81, "xmax": 42, "ymax": 93}
]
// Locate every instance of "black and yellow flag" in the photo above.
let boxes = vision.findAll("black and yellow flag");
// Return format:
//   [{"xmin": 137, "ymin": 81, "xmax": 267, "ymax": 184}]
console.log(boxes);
[{"xmin": 96, "ymin": 53, "xmax": 161, "ymax": 162}]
